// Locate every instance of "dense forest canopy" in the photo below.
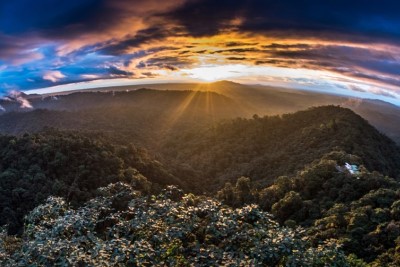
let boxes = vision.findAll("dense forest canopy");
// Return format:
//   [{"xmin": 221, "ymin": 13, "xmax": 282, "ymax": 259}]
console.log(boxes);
[
  {"xmin": 162, "ymin": 106, "xmax": 400, "ymax": 189},
  {"xmin": 0, "ymin": 130, "xmax": 181, "ymax": 235},
  {"xmin": 0, "ymin": 103, "xmax": 399, "ymax": 265},
  {"xmin": 0, "ymin": 184, "xmax": 349, "ymax": 266}
]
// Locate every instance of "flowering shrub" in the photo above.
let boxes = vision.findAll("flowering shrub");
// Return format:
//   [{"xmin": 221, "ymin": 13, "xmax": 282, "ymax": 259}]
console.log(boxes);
[{"xmin": 0, "ymin": 183, "xmax": 348, "ymax": 266}]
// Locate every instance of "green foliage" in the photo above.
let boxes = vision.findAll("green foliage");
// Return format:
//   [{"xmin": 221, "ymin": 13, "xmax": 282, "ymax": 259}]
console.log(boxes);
[
  {"xmin": 217, "ymin": 176, "xmax": 257, "ymax": 207},
  {"xmin": 221, "ymin": 155, "xmax": 400, "ymax": 264},
  {"xmin": 0, "ymin": 105, "xmax": 399, "ymax": 264},
  {"xmin": 163, "ymin": 106, "xmax": 400, "ymax": 189},
  {"xmin": 0, "ymin": 130, "xmax": 181, "ymax": 235},
  {"xmin": 0, "ymin": 183, "xmax": 349, "ymax": 266},
  {"xmin": 271, "ymin": 191, "xmax": 303, "ymax": 223}
]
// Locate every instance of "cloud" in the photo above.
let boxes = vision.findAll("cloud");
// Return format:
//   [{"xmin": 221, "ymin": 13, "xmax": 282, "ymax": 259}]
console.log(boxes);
[
  {"xmin": 4, "ymin": 0, "xmax": 400, "ymax": 46},
  {"xmin": 369, "ymin": 87, "xmax": 399, "ymax": 99},
  {"xmin": 80, "ymin": 74, "xmax": 101, "ymax": 80},
  {"xmin": 251, "ymin": 43, "xmax": 400, "ymax": 88},
  {"xmin": 143, "ymin": 55, "xmax": 193, "ymax": 69},
  {"xmin": 43, "ymin": 71, "xmax": 66, "ymax": 83},
  {"xmin": 141, "ymin": 72, "xmax": 157, "ymax": 78},
  {"xmin": 348, "ymin": 84, "xmax": 367, "ymax": 93},
  {"xmin": 100, "ymin": 27, "xmax": 180, "ymax": 56},
  {"xmin": 107, "ymin": 66, "xmax": 134, "ymax": 77},
  {"xmin": 225, "ymin": 41, "xmax": 259, "ymax": 47},
  {"xmin": 164, "ymin": 0, "xmax": 247, "ymax": 37},
  {"xmin": 1, "ymin": 0, "xmax": 400, "ymax": 104},
  {"xmin": 11, "ymin": 52, "xmax": 44, "ymax": 65},
  {"xmin": 0, "ymin": 33, "xmax": 44, "ymax": 65},
  {"xmin": 262, "ymin": 43, "xmax": 312, "ymax": 49},
  {"xmin": 3, "ymin": 90, "xmax": 33, "ymax": 108},
  {"xmin": 163, "ymin": 0, "xmax": 400, "ymax": 43},
  {"xmin": 227, "ymin": 57, "xmax": 247, "ymax": 61},
  {"xmin": 212, "ymin": 48, "xmax": 260, "ymax": 54}
]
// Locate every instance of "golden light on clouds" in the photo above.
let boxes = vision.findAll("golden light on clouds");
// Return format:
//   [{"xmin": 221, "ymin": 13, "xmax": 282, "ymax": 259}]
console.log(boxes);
[
  {"xmin": 181, "ymin": 65, "xmax": 250, "ymax": 82},
  {"xmin": 3, "ymin": 0, "xmax": 400, "ymax": 104}
]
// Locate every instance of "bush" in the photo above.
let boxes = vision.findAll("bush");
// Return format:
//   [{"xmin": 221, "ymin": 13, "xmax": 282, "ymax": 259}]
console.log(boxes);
[{"xmin": 0, "ymin": 183, "xmax": 349, "ymax": 266}]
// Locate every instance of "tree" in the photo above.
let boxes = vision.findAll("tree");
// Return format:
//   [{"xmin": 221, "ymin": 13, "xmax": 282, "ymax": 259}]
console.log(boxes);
[{"xmin": 271, "ymin": 191, "xmax": 303, "ymax": 223}]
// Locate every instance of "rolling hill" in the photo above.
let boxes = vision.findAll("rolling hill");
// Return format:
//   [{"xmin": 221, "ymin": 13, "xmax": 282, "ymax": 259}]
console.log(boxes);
[
  {"xmin": 8, "ymin": 81, "xmax": 400, "ymax": 144},
  {"xmin": 161, "ymin": 106, "xmax": 400, "ymax": 189}
]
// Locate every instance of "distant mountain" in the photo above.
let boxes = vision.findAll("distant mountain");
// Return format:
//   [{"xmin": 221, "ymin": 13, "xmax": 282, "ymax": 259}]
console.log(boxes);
[
  {"xmin": 16, "ymin": 81, "xmax": 400, "ymax": 144},
  {"xmin": 342, "ymin": 98, "xmax": 400, "ymax": 144},
  {"xmin": 0, "ymin": 89, "xmax": 245, "ymax": 144}
]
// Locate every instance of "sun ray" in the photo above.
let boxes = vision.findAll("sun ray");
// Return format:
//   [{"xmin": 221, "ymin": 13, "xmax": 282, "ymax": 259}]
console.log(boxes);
[{"xmin": 160, "ymin": 89, "xmax": 199, "ymax": 134}]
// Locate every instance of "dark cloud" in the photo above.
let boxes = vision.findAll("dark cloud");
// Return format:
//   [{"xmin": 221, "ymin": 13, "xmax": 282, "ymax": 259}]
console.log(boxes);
[
  {"xmin": 3, "ymin": 0, "xmax": 400, "ymax": 57},
  {"xmin": 0, "ymin": 34, "xmax": 44, "ymax": 64},
  {"xmin": 179, "ymin": 50, "xmax": 191, "ymax": 55},
  {"xmin": 227, "ymin": 57, "xmax": 247, "ymax": 61},
  {"xmin": 165, "ymin": 0, "xmax": 400, "ymax": 43},
  {"xmin": 260, "ymin": 44, "xmax": 400, "ymax": 86},
  {"xmin": 255, "ymin": 59, "xmax": 298, "ymax": 67},
  {"xmin": 136, "ymin": 61, "xmax": 147, "ymax": 69},
  {"xmin": 100, "ymin": 27, "xmax": 179, "ymax": 55},
  {"xmin": 5, "ymin": 0, "xmax": 400, "ymax": 44},
  {"xmin": 255, "ymin": 60, "xmax": 280, "ymax": 65},
  {"xmin": 348, "ymin": 85, "xmax": 367, "ymax": 93},
  {"xmin": 347, "ymin": 71, "xmax": 400, "ymax": 89},
  {"xmin": 242, "ymin": 1, "xmax": 400, "ymax": 42},
  {"xmin": 369, "ymin": 88, "xmax": 398, "ymax": 99},
  {"xmin": 141, "ymin": 72, "xmax": 157, "ymax": 78},
  {"xmin": 262, "ymin": 43, "xmax": 311, "ymax": 49},
  {"xmin": 135, "ymin": 57, "xmax": 183, "ymax": 71},
  {"xmin": 0, "ymin": 35, "xmax": 25, "ymax": 57},
  {"xmin": 164, "ymin": 0, "xmax": 247, "ymax": 37},
  {"xmin": 0, "ymin": 0, "xmax": 107, "ymax": 37},
  {"xmin": 163, "ymin": 65, "xmax": 179, "ymax": 71},
  {"xmin": 194, "ymin": 50, "xmax": 207, "ymax": 54},
  {"xmin": 225, "ymin": 42, "xmax": 259, "ymax": 47},
  {"xmin": 141, "ymin": 55, "xmax": 193, "ymax": 70},
  {"xmin": 0, "ymin": 0, "xmax": 184, "ymax": 41},
  {"xmin": 212, "ymin": 48, "xmax": 260, "ymax": 54},
  {"xmin": 107, "ymin": 66, "xmax": 133, "ymax": 77}
]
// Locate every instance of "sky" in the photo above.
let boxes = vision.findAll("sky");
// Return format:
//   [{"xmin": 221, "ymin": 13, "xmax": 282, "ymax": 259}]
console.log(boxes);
[{"xmin": 1, "ymin": 0, "xmax": 400, "ymax": 104}]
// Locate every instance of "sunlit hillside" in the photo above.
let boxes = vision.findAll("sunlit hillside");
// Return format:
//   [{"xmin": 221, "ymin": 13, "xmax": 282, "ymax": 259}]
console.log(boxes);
[{"xmin": 4, "ymin": 82, "xmax": 400, "ymax": 143}]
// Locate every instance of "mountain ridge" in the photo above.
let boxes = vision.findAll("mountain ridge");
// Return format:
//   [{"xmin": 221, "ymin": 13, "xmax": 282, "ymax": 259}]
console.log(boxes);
[{"xmin": 13, "ymin": 82, "xmax": 400, "ymax": 144}]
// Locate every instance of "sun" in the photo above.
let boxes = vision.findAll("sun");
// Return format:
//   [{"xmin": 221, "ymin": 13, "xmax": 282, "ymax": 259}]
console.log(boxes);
[{"xmin": 181, "ymin": 64, "xmax": 248, "ymax": 82}]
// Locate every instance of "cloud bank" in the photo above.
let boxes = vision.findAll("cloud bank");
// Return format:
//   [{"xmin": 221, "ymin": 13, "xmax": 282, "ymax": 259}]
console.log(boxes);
[{"xmin": 0, "ymin": 0, "xmax": 400, "ymax": 103}]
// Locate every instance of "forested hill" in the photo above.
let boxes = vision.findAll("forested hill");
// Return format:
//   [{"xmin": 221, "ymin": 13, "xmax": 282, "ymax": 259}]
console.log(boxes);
[
  {"xmin": 0, "ymin": 105, "xmax": 399, "ymax": 195},
  {"xmin": 16, "ymin": 81, "xmax": 400, "ymax": 145},
  {"xmin": 0, "ymin": 89, "xmax": 246, "ymax": 145},
  {"xmin": 163, "ymin": 106, "xmax": 400, "ymax": 189},
  {"xmin": 0, "ymin": 106, "xmax": 400, "ymax": 265},
  {"xmin": 0, "ymin": 130, "xmax": 183, "ymax": 234}
]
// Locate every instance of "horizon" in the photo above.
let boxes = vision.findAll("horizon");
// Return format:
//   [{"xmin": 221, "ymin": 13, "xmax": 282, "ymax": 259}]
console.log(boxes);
[
  {"xmin": 23, "ymin": 79, "xmax": 400, "ymax": 107},
  {"xmin": 1, "ymin": 1, "xmax": 400, "ymax": 105}
]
